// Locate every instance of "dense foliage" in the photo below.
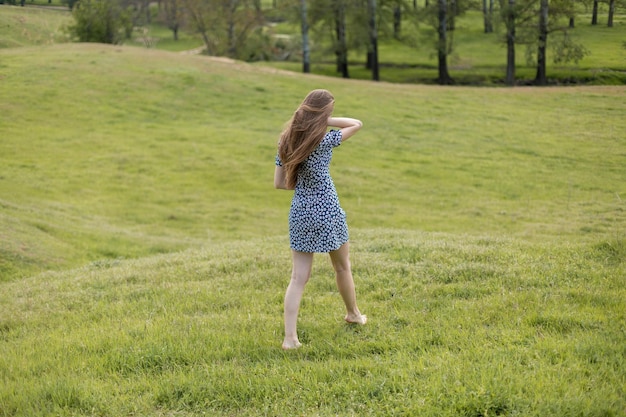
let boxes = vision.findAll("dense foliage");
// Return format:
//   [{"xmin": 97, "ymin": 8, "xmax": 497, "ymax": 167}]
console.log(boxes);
[{"xmin": 67, "ymin": 0, "xmax": 132, "ymax": 44}]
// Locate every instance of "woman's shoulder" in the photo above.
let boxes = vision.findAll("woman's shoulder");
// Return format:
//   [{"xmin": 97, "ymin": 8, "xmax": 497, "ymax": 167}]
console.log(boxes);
[{"xmin": 322, "ymin": 129, "xmax": 342, "ymax": 147}]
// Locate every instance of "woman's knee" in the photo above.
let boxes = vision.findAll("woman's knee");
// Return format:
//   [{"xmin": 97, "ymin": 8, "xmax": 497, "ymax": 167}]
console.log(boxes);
[
  {"xmin": 291, "ymin": 251, "xmax": 314, "ymax": 284},
  {"xmin": 291, "ymin": 268, "xmax": 312, "ymax": 285},
  {"xmin": 329, "ymin": 244, "xmax": 351, "ymax": 274}
]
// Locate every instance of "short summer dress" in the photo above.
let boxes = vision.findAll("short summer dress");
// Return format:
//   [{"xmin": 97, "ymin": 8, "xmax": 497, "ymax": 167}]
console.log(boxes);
[{"xmin": 275, "ymin": 129, "xmax": 349, "ymax": 253}]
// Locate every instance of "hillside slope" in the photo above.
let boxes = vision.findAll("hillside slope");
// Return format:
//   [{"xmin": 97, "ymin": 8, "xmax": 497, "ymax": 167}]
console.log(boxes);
[{"xmin": 0, "ymin": 44, "xmax": 625, "ymax": 280}]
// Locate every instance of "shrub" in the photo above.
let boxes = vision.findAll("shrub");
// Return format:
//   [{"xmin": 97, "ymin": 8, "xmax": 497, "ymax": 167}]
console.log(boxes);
[{"xmin": 66, "ymin": 0, "xmax": 132, "ymax": 44}]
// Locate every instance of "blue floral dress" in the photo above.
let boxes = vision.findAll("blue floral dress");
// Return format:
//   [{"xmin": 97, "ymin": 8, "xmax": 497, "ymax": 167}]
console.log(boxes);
[{"xmin": 275, "ymin": 130, "xmax": 348, "ymax": 253}]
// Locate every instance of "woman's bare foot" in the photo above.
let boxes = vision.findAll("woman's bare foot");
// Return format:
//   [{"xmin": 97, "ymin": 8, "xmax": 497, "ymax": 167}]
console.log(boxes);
[
  {"xmin": 282, "ymin": 339, "xmax": 302, "ymax": 350},
  {"xmin": 345, "ymin": 313, "xmax": 367, "ymax": 325}
]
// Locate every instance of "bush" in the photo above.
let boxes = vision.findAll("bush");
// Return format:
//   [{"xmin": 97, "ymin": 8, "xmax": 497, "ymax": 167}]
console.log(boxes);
[{"xmin": 66, "ymin": 0, "xmax": 132, "ymax": 44}]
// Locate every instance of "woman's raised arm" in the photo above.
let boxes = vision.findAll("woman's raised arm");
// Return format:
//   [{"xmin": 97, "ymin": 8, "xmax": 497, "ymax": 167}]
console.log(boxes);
[{"xmin": 328, "ymin": 117, "xmax": 363, "ymax": 141}]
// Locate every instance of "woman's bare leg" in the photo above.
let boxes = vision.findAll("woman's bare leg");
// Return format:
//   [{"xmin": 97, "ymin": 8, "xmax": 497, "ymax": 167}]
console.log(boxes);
[
  {"xmin": 283, "ymin": 250, "xmax": 314, "ymax": 349},
  {"xmin": 329, "ymin": 243, "xmax": 367, "ymax": 324}
]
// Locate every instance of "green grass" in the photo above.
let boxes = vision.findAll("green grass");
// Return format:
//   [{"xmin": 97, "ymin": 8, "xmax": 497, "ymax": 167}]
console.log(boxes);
[
  {"xmin": 128, "ymin": 24, "xmax": 204, "ymax": 52},
  {"xmin": 1, "ymin": 44, "xmax": 624, "ymax": 277},
  {"xmin": 0, "ymin": 231, "xmax": 624, "ymax": 416},
  {"xmin": 0, "ymin": 42, "xmax": 625, "ymax": 416},
  {"xmin": 0, "ymin": 5, "xmax": 71, "ymax": 47}
]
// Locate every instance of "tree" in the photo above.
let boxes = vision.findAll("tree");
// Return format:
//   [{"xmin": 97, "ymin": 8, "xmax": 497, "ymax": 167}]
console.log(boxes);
[
  {"xmin": 529, "ymin": 0, "xmax": 589, "ymax": 85},
  {"xmin": 534, "ymin": 0, "xmax": 548, "ymax": 85},
  {"xmin": 591, "ymin": 0, "xmax": 598, "ymax": 24},
  {"xmin": 283, "ymin": 0, "xmax": 405, "ymax": 79},
  {"xmin": 436, "ymin": 0, "xmax": 454, "ymax": 84},
  {"xmin": 501, "ymin": 0, "xmax": 516, "ymax": 85},
  {"xmin": 483, "ymin": 0, "xmax": 495, "ymax": 32},
  {"xmin": 497, "ymin": 0, "xmax": 542, "ymax": 85},
  {"xmin": 160, "ymin": 0, "xmax": 185, "ymax": 40},
  {"xmin": 334, "ymin": 0, "xmax": 350, "ymax": 78},
  {"xmin": 182, "ymin": 0, "xmax": 216, "ymax": 53},
  {"xmin": 182, "ymin": 0, "xmax": 265, "ymax": 60},
  {"xmin": 300, "ymin": 0, "xmax": 311, "ymax": 73},
  {"xmin": 401, "ymin": 0, "xmax": 457, "ymax": 84},
  {"xmin": 412, "ymin": 0, "xmax": 461, "ymax": 84},
  {"xmin": 68, "ymin": 0, "xmax": 132, "ymax": 44},
  {"xmin": 393, "ymin": 4, "xmax": 402, "ymax": 38},
  {"xmin": 123, "ymin": 0, "xmax": 152, "ymax": 26},
  {"xmin": 368, "ymin": 0, "xmax": 380, "ymax": 80},
  {"xmin": 608, "ymin": 0, "xmax": 615, "ymax": 26},
  {"xmin": 303, "ymin": 0, "xmax": 378, "ymax": 78}
]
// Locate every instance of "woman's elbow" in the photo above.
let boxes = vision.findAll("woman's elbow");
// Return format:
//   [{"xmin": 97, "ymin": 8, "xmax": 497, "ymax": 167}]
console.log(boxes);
[{"xmin": 274, "ymin": 177, "xmax": 287, "ymax": 189}]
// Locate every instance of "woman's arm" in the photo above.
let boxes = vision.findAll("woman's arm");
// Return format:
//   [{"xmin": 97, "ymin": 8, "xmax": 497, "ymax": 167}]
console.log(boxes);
[
  {"xmin": 274, "ymin": 165, "xmax": 294, "ymax": 190},
  {"xmin": 328, "ymin": 117, "xmax": 363, "ymax": 141}
]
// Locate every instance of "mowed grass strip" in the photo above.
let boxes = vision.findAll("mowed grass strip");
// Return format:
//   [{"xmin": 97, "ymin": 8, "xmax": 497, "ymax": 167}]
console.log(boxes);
[{"xmin": 0, "ymin": 229, "xmax": 624, "ymax": 416}]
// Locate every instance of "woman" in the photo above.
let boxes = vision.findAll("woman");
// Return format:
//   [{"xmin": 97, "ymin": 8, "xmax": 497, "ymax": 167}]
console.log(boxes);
[{"xmin": 274, "ymin": 89, "xmax": 367, "ymax": 350}]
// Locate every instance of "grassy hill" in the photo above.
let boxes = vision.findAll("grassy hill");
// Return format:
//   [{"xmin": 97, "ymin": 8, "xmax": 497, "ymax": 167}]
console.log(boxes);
[
  {"xmin": 1, "ymin": 43, "xmax": 624, "ymax": 279},
  {"xmin": 0, "ymin": 5, "xmax": 71, "ymax": 48},
  {"xmin": 0, "ymin": 43, "xmax": 625, "ymax": 416}
]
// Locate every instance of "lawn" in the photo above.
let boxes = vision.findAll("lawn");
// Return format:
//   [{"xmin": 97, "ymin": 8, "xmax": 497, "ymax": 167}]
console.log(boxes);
[{"xmin": 0, "ymin": 33, "xmax": 624, "ymax": 417}]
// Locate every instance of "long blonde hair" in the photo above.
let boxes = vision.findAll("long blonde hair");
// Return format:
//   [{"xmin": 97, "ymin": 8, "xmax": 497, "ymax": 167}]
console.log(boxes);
[{"xmin": 278, "ymin": 89, "xmax": 335, "ymax": 189}]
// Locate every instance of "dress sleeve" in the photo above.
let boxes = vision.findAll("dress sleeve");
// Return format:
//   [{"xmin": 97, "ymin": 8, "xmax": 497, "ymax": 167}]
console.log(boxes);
[
  {"xmin": 275, "ymin": 153, "xmax": 283, "ymax": 167},
  {"xmin": 325, "ymin": 129, "xmax": 343, "ymax": 147}
]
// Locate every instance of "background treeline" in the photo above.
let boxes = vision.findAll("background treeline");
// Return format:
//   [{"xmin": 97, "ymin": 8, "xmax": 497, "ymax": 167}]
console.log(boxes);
[{"xmin": 14, "ymin": 0, "xmax": 626, "ymax": 85}]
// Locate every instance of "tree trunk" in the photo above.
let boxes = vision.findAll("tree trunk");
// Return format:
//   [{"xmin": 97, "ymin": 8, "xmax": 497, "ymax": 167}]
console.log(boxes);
[
  {"xmin": 227, "ymin": 19, "xmax": 236, "ymax": 57},
  {"xmin": 448, "ymin": 0, "xmax": 456, "ymax": 31},
  {"xmin": 226, "ymin": 0, "xmax": 237, "ymax": 58},
  {"xmin": 482, "ymin": 0, "xmax": 493, "ymax": 32},
  {"xmin": 145, "ymin": 0, "xmax": 151, "ymax": 24},
  {"xmin": 483, "ymin": 0, "xmax": 489, "ymax": 32},
  {"xmin": 393, "ymin": 6, "xmax": 401, "ymax": 39},
  {"xmin": 608, "ymin": 0, "xmax": 615, "ymax": 27},
  {"xmin": 437, "ymin": 0, "xmax": 453, "ymax": 84},
  {"xmin": 591, "ymin": 0, "xmax": 598, "ymax": 25},
  {"xmin": 368, "ymin": 0, "xmax": 379, "ymax": 81},
  {"xmin": 569, "ymin": 16, "xmax": 574, "ymax": 28},
  {"xmin": 300, "ymin": 0, "xmax": 310, "ymax": 73},
  {"xmin": 534, "ymin": 0, "xmax": 548, "ymax": 86},
  {"xmin": 335, "ymin": 1, "xmax": 349, "ymax": 78},
  {"xmin": 505, "ymin": 0, "xmax": 515, "ymax": 85}
]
